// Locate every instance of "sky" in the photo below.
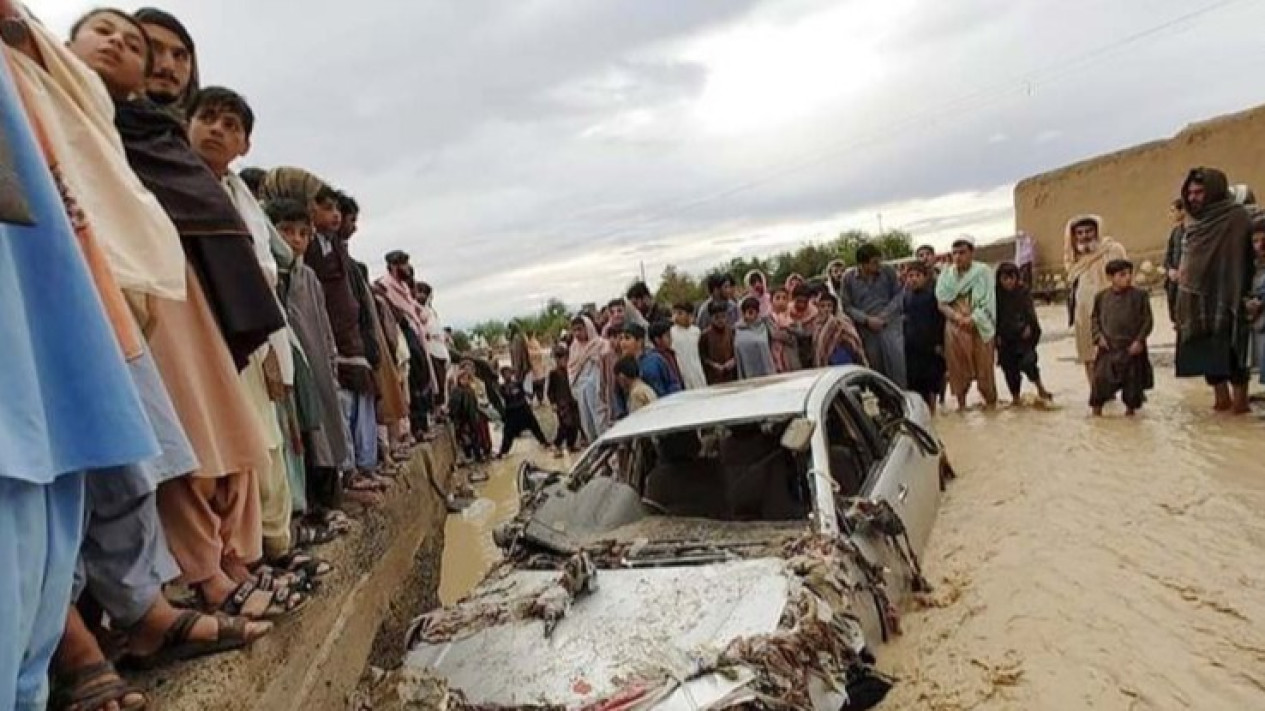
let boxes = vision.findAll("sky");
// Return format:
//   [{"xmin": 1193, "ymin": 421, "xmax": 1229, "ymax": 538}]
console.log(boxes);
[{"xmin": 38, "ymin": 0, "xmax": 1265, "ymax": 325}]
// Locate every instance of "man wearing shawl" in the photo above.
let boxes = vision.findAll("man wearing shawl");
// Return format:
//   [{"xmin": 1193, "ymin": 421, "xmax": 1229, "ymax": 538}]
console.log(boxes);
[
  {"xmin": 82, "ymin": 11, "xmax": 305, "ymax": 625},
  {"xmin": 840, "ymin": 243, "xmax": 907, "ymax": 387},
  {"xmin": 1064, "ymin": 215, "xmax": 1128, "ymax": 385},
  {"xmin": 823, "ymin": 259, "xmax": 847, "ymax": 311},
  {"xmin": 936, "ymin": 236, "xmax": 998, "ymax": 410},
  {"xmin": 11, "ymin": 13, "xmax": 271, "ymax": 706},
  {"xmin": 1174, "ymin": 167, "xmax": 1256, "ymax": 414},
  {"xmin": 0, "ymin": 33, "xmax": 161, "ymax": 708},
  {"xmin": 377, "ymin": 251, "xmax": 435, "ymax": 437},
  {"xmin": 135, "ymin": 7, "xmax": 198, "ymax": 118}
]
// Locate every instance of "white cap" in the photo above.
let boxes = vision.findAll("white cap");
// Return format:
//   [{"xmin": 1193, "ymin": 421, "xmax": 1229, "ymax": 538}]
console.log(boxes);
[{"xmin": 952, "ymin": 234, "xmax": 976, "ymax": 248}]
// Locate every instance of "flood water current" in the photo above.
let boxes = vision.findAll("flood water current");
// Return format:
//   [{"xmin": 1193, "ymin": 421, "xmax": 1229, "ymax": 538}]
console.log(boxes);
[{"xmin": 437, "ymin": 297, "xmax": 1265, "ymax": 710}]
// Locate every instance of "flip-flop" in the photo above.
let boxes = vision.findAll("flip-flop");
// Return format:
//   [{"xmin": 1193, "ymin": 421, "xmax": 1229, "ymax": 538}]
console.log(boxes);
[
  {"xmin": 209, "ymin": 579, "xmax": 309, "ymax": 621},
  {"xmin": 52, "ymin": 660, "xmax": 147, "ymax": 711},
  {"xmin": 119, "ymin": 611, "xmax": 270, "ymax": 671}
]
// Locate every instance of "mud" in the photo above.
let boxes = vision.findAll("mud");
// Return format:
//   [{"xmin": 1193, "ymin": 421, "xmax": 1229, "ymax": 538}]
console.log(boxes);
[{"xmin": 882, "ymin": 297, "xmax": 1265, "ymax": 710}]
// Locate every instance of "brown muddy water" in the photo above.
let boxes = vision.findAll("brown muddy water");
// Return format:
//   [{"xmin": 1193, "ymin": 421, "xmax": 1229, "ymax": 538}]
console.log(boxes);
[{"xmin": 436, "ymin": 297, "xmax": 1265, "ymax": 710}]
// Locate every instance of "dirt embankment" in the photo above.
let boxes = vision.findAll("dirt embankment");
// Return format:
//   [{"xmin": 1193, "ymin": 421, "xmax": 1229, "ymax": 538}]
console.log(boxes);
[{"xmin": 882, "ymin": 300, "xmax": 1265, "ymax": 710}]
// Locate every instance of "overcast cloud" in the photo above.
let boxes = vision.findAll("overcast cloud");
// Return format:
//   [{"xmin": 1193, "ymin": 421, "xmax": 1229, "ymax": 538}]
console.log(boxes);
[{"xmin": 40, "ymin": 0, "xmax": 1265, "ymax": 324}]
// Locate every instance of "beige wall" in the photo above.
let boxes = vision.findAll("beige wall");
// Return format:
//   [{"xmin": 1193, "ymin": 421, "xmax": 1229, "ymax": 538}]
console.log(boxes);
[{"xmin": 1014, "ymin": 103, "xmax": 1265, "ymax": 278}]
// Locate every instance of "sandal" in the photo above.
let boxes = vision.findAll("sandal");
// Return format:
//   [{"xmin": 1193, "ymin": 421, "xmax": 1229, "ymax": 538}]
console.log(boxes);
[
  {"xmin": 119, "ymin": 610, "xmax": 271, "ymax": 671},
  {"xmin": 292, "ymin": 519, "xmax": 343, "ymax": 548},
  {"xmin": 347, "ymin": 474, "xmax": 389, "ymax": 493},
  {"xmin": 209, "ymin": 579, "xmax": 308, "ymax": 620},
  {"xmin": 251, "ymin": 564, "xmax": 317, "ymax": 594},
  {"xmin": 52, "ymin": 661, "xmax": 146, "ymax": 711},
  {"xmin": 273, "ymin": 550, "xmax": 335, "ymax": 580}
]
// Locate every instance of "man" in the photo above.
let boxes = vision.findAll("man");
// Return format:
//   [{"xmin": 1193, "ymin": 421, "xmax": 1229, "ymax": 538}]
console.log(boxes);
[
  {"xmin": 840, "ymin": 244, "xmax": 907, "ymax": 387},
  {"xmin": 416, "ymin": 281, "xmax": 452, "ymax": 414},
  {"xmin": 1163, "ymin": 198, "xmax": 1186, "ymax": 325},
  {"xmin": 601, "ymin": 298, "xmax": 627, "ymax": 339},
  {"xmin": 915, "ymin": 244, "xmax": 940, "ymax": 279},
  {"xmin": 376, "ymin": 251, "xmax": 433, "ymax": 437},
  {"xmin": 1174, "ymin": 167, "xmax": 1255, "ymax": 414},
  {"xmin": 188, "ymin": 86, "xmax": 297, "ymax": 559},
  {"xmin": 1014, "ymin": 230, "xmax": 1036, "ymax": 288},
  {"xmin": 695, "ymin": 273, "xmax": 739, "ymax": 327},
  {"xmin": 135, "ymin": 7, "xmax": 198, "ymax": 115},
  {"xmin": 625, "ymin": 281, "xmax": 671, "ymax": 331},
  {"xmin": 936, "ymin": 236, "xmax": 998, "ymax": 410}
]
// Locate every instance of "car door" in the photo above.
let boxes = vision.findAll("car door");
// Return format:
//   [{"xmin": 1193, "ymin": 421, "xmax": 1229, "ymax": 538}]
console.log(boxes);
[{"xmin": 841, "ymin": 373, "xmax": 942, "ymax": 559}]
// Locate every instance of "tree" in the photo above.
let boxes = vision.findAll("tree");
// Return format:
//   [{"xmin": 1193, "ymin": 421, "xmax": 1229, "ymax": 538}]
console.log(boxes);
[
  {"xmin": 470, "ymin": 319, "xmax": 507, "ymax": 349},
  {"xmin": 654, "ymin": 265, "xmax": 705, "ymax": 308},
  {"xmin": 450, "ymin": 329, "xmax": 473, "ymax": 353}
]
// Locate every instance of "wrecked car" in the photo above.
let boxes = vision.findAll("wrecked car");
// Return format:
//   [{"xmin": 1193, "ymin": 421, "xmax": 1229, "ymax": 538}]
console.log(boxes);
[{"xmin": 405, "ymin": 366, "xmax": 954, "ymax": 710}]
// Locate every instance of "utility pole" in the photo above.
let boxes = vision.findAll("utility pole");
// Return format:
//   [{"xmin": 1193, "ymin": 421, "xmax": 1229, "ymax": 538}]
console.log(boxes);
[
  {"xmin": 640, "ymin": 260, "xmax": 646, "ymax": 283},
  {"xmin": 877, "ymin": 213, "xmax": 884, "ymax": 236}
]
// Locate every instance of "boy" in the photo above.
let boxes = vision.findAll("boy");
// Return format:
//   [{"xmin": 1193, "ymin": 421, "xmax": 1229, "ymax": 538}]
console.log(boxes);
[
  {"xmin": 496, "ymin": 366, "xmax": 549, "ymax": 457},
  {"xmin": 902, "ymin": 262, "xmax": 946, "ymax": 413},
  {"xmin": 670, "ymin": 303, "xmax": 708, "ymax": 389},
  {"xmin": 448, "ymin": 369, "xmax": 490, "ymax": 464},
  {"xmin": 1090, "ymin": 259, "xmax": 1154, "ymax": 416},
  {"xmin": 1247, "ymin": 219, "xmax": 1265, "ymax": 393},
  {"xmin": 995, "ymin": 262, "xmax": 1053, "ymax": 405},
  {"xmin": 545, "ymin": 346, "xmax": 581, "ymax": 455},
  {"xmin": 698, "ymin": 301, "xmax": 737, "ymax": 385},
  {"xmin": 734, "ymin": 297, "xmax": 776, "ymax": 379},
  {"xmin": 695, "ymin": 273, "xmax": 739, "ymax": 327},
  {"xmin": 769, "ymin": 286, "xmax": 799, "ymax": 372},
  {"xmin": 649, "ymin": 321, "xmax": 684, "ymax": 389},
  {"xmin": 618, "ymin": 323, "xmax": 681, "ymax": 397},
  {"xmin": 615, "ymin": 356, "xmax": 658, "ymax": 414}
]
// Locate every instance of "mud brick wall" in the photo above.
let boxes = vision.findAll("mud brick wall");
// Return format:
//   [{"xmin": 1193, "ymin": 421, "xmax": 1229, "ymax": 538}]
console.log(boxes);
[{"xmin": 1014, "ymin": 103, "xmax": 1265, "ymax": 277}]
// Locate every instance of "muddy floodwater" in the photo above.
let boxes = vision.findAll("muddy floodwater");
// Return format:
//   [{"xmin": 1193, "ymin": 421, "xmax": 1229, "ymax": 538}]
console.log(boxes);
[{"xmin": 437, "ymin": 297, "xmax": 1265, "ymax": 710}]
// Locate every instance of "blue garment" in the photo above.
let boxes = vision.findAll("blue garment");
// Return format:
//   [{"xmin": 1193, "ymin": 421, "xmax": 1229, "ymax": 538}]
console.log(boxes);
[
  {"xmin": 641, "ymin": 350, "xmax": 682, "ymax": 397},
  {"xmin": 338, "ymin": 388, "xmax": 379, "ymax": 470},
  {"xmin": 828, "ymin": 347, "xmax": 855, "ymax": 366},
  {"xmin": 0, "ymin": 56, "xmax": 157, "ymax": 484},
  {"xmin": 0, "ymin": 473, "xmax": 86, "ymax": 711}
]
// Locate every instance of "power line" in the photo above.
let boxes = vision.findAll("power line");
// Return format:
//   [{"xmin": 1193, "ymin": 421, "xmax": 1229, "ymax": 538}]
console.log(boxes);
[{"xmin": 573, "ymin": 0, "xmax": 1249, "ymax": 243}]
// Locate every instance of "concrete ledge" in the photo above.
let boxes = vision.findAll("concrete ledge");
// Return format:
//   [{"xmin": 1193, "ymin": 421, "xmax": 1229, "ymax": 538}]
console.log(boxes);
[{"xmin": 141, "ymin": 435, "xmax": 456, "ymax": 711}]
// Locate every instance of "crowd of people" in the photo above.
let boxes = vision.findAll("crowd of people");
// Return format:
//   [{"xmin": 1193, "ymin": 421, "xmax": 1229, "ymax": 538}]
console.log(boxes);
[
  {"xmin": 3, "ymin": 3, "xmax": 1264, "ymax": 710},
  {"xmin": 1, "ymin": 6, "xmax": 459, "ymax": 709}
]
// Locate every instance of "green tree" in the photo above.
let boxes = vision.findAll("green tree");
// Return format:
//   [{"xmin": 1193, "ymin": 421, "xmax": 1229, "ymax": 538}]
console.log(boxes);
[
  {"xmin": 654, "ymin": 265, "xmax": 706, "ymax": 308},
  {"xmin": 450, "ymin": 329, "xmax": 473, "ymax": 353},
  {"xmin": 470, "ymin": 319, "xmax": 507, "ymax": 349}
]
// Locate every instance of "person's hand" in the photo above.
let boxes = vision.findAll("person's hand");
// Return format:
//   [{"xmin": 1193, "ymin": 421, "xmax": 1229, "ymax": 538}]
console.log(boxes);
[
  {"xmin": 1128, "ymin": 341, "xmax": 1144, "ymax": 356},
  {"xmin": 866, "ymin": 316, "xmax": 885, "ymax": 331},
  {"xmin": 1246, "ymin": 298, "xmax": 1263, "ymax": 317},
  {"xmin": 1167, "ymin": 268, "xmax": 1179, "ymax": 281},
  {"xmin": 1097, "ymin": 337, "xmax": 1110, "ymax": 351}
]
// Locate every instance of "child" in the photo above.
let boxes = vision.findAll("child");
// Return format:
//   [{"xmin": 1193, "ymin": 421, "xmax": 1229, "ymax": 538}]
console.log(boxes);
[
  {"xmin": 546, "ymin": 345, "xmax": 581, "ymax": 455},
  {"xmin": 497, "ymin": 367, "xmax": 549, "ymax": 457},
  {"xmin": 902, "ymin": 262, "xmax": 947, "ymax": 413},
  {"xmin": 449, "ymin": 370, "xmax": 490, "ymax": 463},
  {"xmin": 769, "ymin": 287, "xmax": 800, "ymax": 372},
  {"xmin": 615, "ymin": 356, "xmax": 658, "ymax": 414},
  {"xmin": 734, "ymin": 296, "xmax": 777, "ymax": 379},
  {"xmin": 1090, "ymin": 259, "xmax": 1154, "ymax": 416},
  {"xmin": 995, "ymin": 262, "xmax": 1053, "ymax": 405},
  {"xmin": 698, "ymin": 301, "xmax": 737, "ymax": 385},
  {"xmin": 670, "ymin": 303, "xmax": 708, "ymax": 389}
]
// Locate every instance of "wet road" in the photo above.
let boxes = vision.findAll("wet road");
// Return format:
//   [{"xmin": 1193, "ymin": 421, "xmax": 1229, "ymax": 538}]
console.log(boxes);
[
  {"xmin": 436, "ymin": 297, "xmax": 1265, "ymax": 710},
  {"xmin": 882, "ymin": 298, "xmax": 1265, "ymax": 710}
]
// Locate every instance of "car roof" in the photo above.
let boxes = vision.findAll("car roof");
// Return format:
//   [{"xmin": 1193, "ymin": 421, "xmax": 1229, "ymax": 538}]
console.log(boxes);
[{"xmin": 600, "ymin": 367, "xmax": 864, "ymax": 442}]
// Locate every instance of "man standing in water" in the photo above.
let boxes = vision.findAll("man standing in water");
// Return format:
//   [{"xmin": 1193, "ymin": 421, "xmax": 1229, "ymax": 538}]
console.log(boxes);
[
  {"xmin": 1174, "ymin": 168, "xmax": 1255, "ymax": 414},
  {"xmin": 840, "ymin": 244, "xmax": 907, "ymax": 387},
  {"xmin": 936, "ymin": 237, "xmax": 998, "ymax": 410}
]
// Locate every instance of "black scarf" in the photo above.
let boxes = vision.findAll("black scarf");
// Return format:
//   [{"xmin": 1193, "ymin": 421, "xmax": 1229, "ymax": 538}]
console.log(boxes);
[{"xmin": 115, "ymin": 99, "xmax": 284, "ymax": 369}]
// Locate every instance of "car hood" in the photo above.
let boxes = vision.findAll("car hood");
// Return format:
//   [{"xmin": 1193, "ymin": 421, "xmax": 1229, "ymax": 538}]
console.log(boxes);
[{"xmin": 404, "ymin": 557, "xmax": 797, "ymax": 709}]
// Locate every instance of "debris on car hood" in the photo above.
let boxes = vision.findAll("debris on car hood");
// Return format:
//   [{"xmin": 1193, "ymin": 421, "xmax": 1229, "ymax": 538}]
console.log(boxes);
[{"xmin": 404, "ymin": 529, "xmax": 901, "ymax": 710}]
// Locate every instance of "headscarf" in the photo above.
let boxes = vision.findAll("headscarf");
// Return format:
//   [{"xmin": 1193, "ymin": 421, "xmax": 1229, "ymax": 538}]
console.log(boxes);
[
  {"xmin": 784, "ymin": 273, "xmax": 805, "ymax": 295},
  {"xmin": 114, "ymin": 96, "xmax": 285, "ymax": 367},
  {"xmin": 3, "ymin": 13, "xmax": 186, "ymax": 299},
  {"xmin": 567, "ymin": 316, "xmax": 610, "ymax": 385},
  {"xmin": 1176, "ymin": 167, "xmax": 1255, "ymax": 343},
  {"xmin": 743, "ymin": 269, "xmax": 773, "ymax": 317},
  {"xmin": 133, "ymin": 8, "xmax": 200, "ymax": 118},
  {"xmin": 1063, "ymin": 214, "xmax": 1122, "ymax": 284},
  {"xmin": 259, "ymin": 166, "xmax": 326, "ymax": 206},
  {"xmin": 813, "ymin": 314, "xmax": 867, "ymax": 368},
  {"xmin": 376, "ymin": 269, "xmax": 427, "ymax": 338},
  {"xmin": 936, "ymin": 260, "xmax": 997, "ymax": 342}
]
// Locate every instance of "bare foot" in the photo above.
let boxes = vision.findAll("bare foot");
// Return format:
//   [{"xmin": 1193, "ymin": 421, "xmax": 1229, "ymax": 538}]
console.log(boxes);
[{"xmin": 1092, "ymin": 406, "xmax": 1104, "ymax": 417}]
